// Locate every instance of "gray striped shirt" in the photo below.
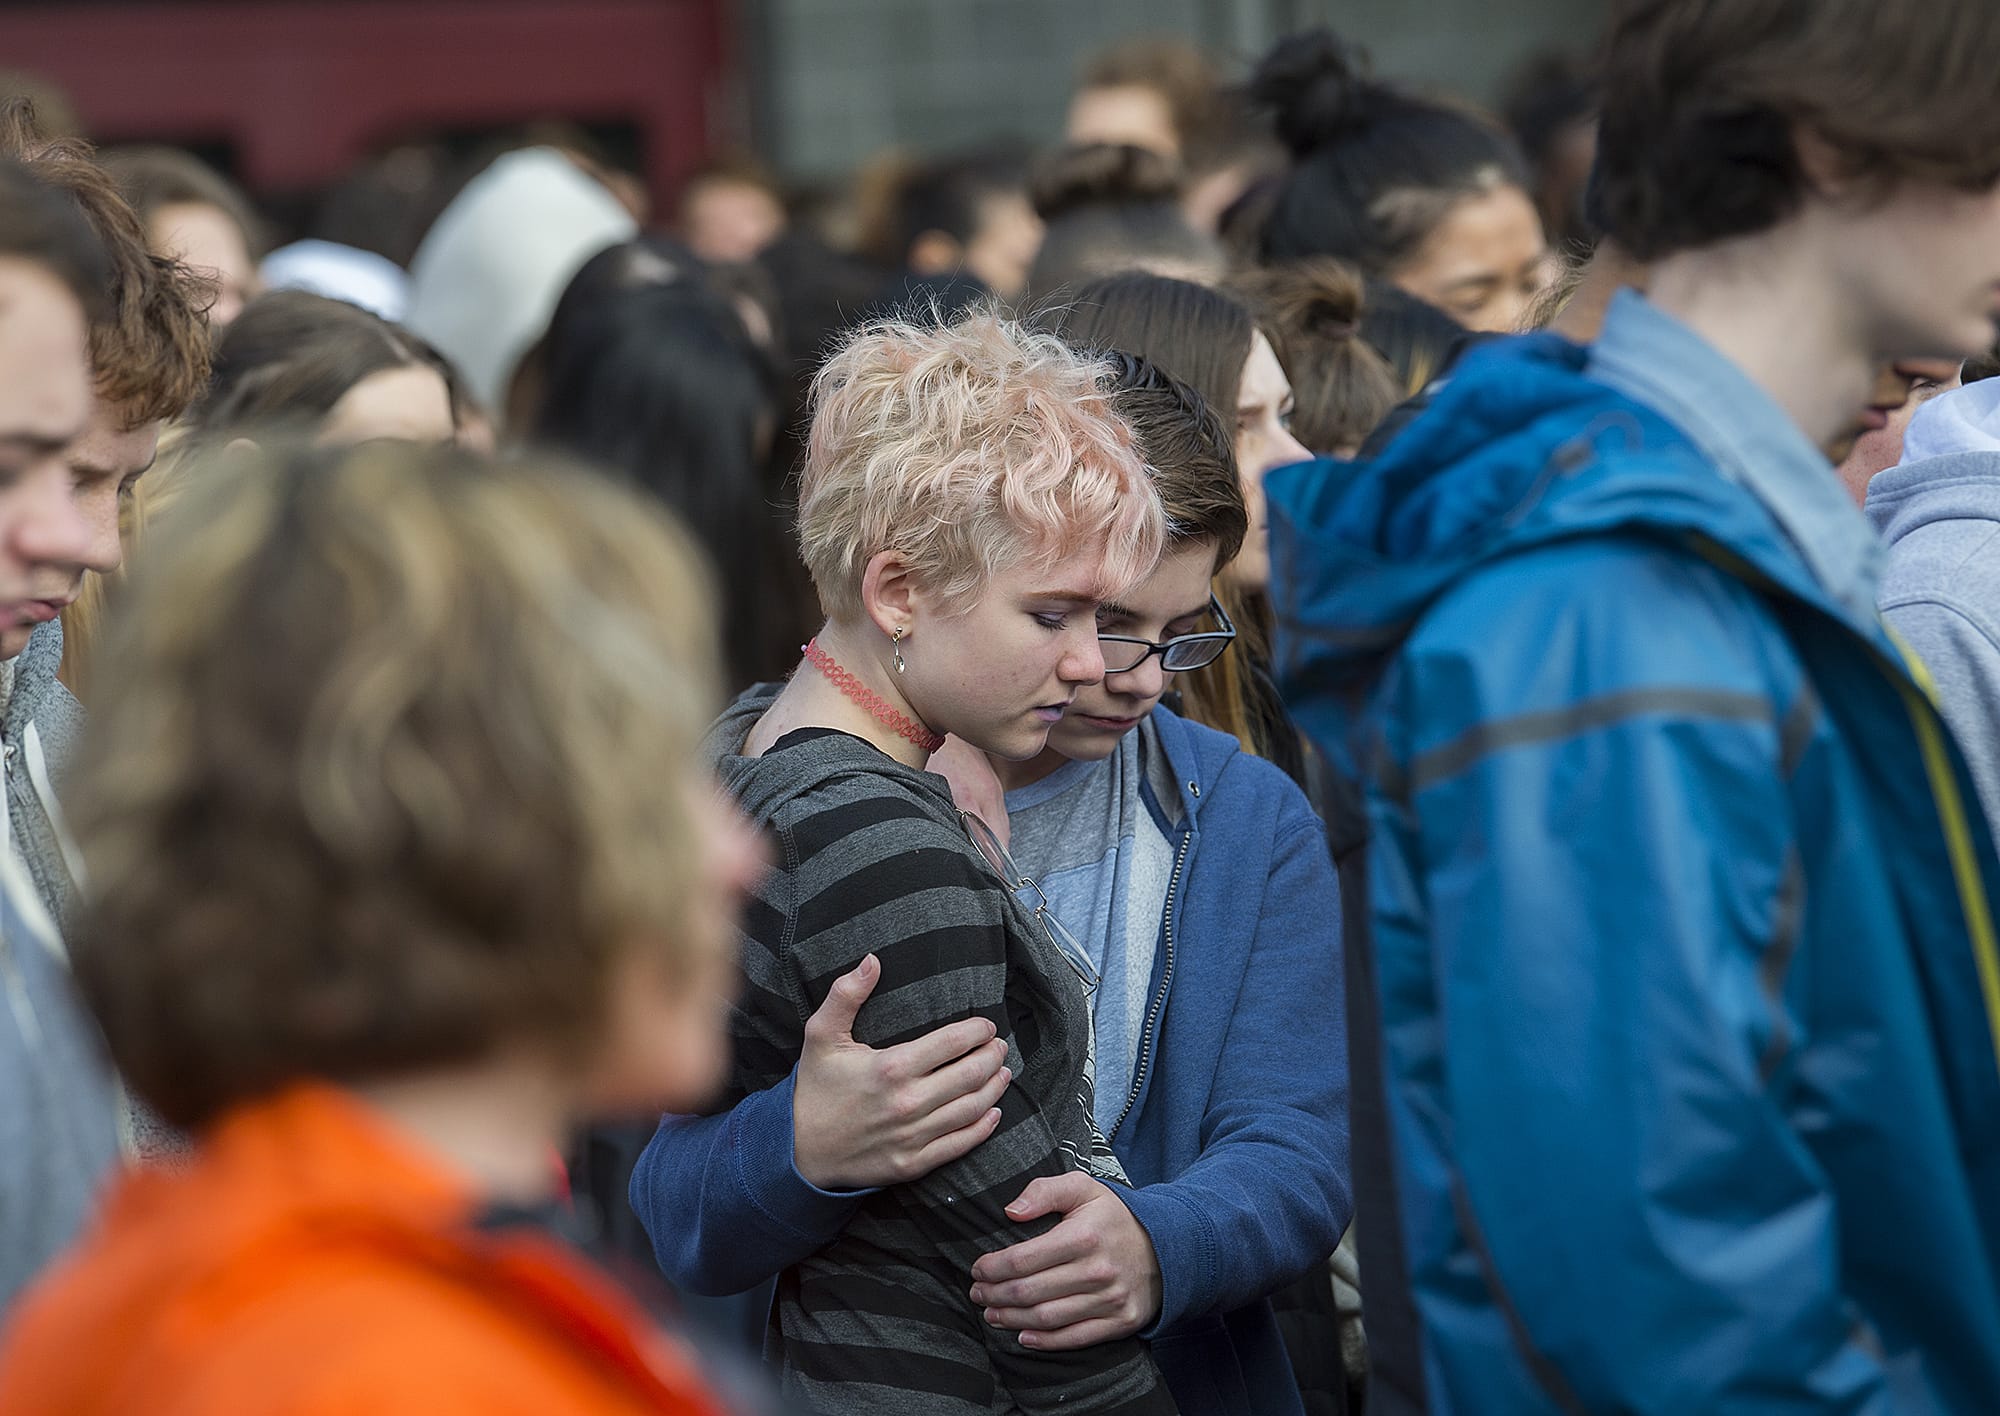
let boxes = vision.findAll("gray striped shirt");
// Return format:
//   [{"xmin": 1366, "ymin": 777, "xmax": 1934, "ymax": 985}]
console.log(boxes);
[{"xmin": 714, "ymin": 724, "xmax": 1177, "ymax": 1415}]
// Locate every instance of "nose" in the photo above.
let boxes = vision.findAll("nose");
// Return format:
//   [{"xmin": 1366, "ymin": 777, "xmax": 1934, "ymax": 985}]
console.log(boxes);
[
  {"xmin": 1489, "ymin": 286, "xmax": 1539, "ymax": 336},
  {"xmin": 1060, "ymin": 625, "xmax": 1105, "ymax": 687},
  {"xmin": 1108, "ymin": 652, "xmax": 1170, "ymax": 703},
  {"xmin": 1266, "ymin": 424, "xmax": 1311, "ymax": 476},
  {"xmin": 8, "ymin": 461, "xmax": 97, "ymax": 578},
  {"xmin": 78, "ymin": 489, "xmax": 124, "ymax": 575}
]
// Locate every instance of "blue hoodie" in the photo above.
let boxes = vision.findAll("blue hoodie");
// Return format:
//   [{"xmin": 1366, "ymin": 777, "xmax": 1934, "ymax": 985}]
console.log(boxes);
[
  {"xmin": 631, "ymin": 699, "xmax": 1350, "ymax": 1416},
  {"xmin": 1265, "ymin": 332, "xmax": 2000, "ymax": 1413}
]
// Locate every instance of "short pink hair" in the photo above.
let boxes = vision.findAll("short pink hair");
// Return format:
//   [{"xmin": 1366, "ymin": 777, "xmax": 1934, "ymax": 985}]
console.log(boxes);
[{"xmin": 798, "ymin": 309, "xmax": 1164, "ymax": 619}]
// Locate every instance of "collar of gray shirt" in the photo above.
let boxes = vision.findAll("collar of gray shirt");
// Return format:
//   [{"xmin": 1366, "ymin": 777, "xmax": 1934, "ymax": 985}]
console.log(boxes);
[{"xmin": 1587, "ymin": 287, "xmax": 1883, "ymax": 621}]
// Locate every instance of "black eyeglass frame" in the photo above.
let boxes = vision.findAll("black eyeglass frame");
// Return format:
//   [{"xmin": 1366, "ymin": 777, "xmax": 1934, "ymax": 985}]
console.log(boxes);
[{"xmin": 1096, "ymin": 594, "xmax": 1237, "ymax": 675}]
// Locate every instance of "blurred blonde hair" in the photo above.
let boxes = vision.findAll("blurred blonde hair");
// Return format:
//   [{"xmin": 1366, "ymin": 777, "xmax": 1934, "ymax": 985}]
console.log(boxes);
[
  {"xmin": 69, "ymin": 439, "xmax": 723, "ymax": 1129},
  {"xmin": 798, "ymin": 308, "xmax": 1164, "ymax": 620}
]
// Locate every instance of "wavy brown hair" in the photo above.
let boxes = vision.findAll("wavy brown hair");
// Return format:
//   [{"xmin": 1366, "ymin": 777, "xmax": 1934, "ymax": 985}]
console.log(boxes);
[
  {"xmin": 0, "ymin": 100, "xmax": 211, "ymax": 427},
  {"xmin": 70, "ymin": 441, "xmax": 723, "ymax": 1130}
]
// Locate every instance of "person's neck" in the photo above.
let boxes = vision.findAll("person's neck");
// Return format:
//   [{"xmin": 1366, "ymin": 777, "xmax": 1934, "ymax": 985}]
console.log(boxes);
[
  {"xmin": 992, "ymin": 744, "xmax": 1067, "ymax": 792},
  {"xmin": 350, "ymin": 1053, "xmax": 574, "ymax": 1206},
  {"xmin": 1643, "ymin": 226, "xmax": 1872, "ymax": 454},
  {"xmin": 779, "ymin": 621, "xmax": 934, "ymax": 770}
]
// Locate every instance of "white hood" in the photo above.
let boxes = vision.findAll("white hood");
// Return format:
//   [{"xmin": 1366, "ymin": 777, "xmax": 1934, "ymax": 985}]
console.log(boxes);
[{"xmin": 403, "ymin": 148, "xmax": 635, "ymax": 413}]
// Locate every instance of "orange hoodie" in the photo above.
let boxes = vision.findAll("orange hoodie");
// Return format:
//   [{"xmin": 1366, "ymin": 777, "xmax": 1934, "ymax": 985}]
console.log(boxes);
[{"xmin": 0, "ymin": 1082, "xmax": 739, "ymax": 1415}]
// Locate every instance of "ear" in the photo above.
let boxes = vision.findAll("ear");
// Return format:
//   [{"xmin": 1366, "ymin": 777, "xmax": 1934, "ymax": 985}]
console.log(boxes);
[
  {"xmin": 859, "ymin": 550, "xmax": 921, "ymax": 640},
  {"xmin": 907, "ymin": 230, "xmax": 965, "ymax": 277},
  {"xmin": 1792, "ymin": 125, "xmax": 1854, "ymax": 199}
]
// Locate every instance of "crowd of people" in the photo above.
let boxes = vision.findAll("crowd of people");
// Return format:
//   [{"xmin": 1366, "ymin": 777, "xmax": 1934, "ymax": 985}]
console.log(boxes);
[{"xmin": 0, "ymin": 0, "xmax": 1998, "ymax": 1411}]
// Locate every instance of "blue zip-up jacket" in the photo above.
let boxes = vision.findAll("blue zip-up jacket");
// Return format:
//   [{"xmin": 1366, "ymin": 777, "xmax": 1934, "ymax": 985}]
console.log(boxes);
[
  {"xmin": 1265, "ymin": 333, "xmax": 2000, "ymax": 1414},
  {"xmin": 631, "ymin": 698, "xmax": 1350, "ymax": 1416}
]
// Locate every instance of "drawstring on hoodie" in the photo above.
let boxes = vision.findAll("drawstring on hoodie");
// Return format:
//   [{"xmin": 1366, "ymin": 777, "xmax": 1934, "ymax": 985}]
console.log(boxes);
[
  {"xmin": 1, "ymin": 721, "xmax": 136, "ymax": 1157},
  {"xmin": 24, "ymin": 720, "xmax": 88, "ymax": 899}
]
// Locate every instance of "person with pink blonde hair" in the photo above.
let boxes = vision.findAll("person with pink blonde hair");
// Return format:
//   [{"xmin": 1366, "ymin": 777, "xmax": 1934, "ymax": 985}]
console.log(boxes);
[{"xmin": 638, "ymin": 309, "xmax": 1177, "ymax": 1414}]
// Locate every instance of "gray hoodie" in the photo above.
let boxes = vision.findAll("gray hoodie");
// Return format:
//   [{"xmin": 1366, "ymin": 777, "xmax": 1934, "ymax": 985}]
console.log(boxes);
[
  {"xmin": 3, "ymin": 617, "xmax": 86, "ymax": 930},
  {"xmin": 1867, "ymin": 378, "xmax": 2000, "ymax": 832},
  {"xmin": 0, "ymin": 619, "xmax": 118, "ymax": 1315}
]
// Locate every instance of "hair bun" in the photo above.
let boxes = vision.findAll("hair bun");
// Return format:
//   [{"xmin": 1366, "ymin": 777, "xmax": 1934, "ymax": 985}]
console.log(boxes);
[
  {"xmin": 1030, "ymin": 144, "xmax": 1185, "ymax": 221},
  {"xmin": 1227, "ymin": 256, "xmax": 1369, "ymax": 342},
  {"xmin": 1249, "ymin": 28, "xmax": 1381, "ymax": 157}
]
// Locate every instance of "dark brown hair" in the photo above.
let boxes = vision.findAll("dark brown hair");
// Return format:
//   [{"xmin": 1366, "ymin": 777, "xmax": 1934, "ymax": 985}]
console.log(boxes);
[
  {"xmin": 72, "ymin": 441, "xmax": 723, "ymax": 1129},
  {"xmin": 192, "ymin": 290, "xmax": 460, "ymax": 440},
  {"xmin": 0, "ymin": 158, "xmax": 109, "ymax": 321},
  {"xmin": 1026, "ymin": 144, "xmax": 1222, "ymax": 299},
  {"xmin": 101, "ymin": 144, "xmax": 265, "ymax": 259},
  {"xmin": 0, "ymin": 101, "xmax": 211, "ymax": 428},
  {"xmin": 1049, "ymin": 271, "xmax": 1257, "ymax": 430},
  {"xmin": 1593, "ymin": 0, "xmax": 2000, "ymax": 262},
  {"xmin": 1103, "ymin": 351, "xmax": 1247, "ymax": 567},
  {"xmin": 1229, "ymin": 259, "xmax": 1401, "ymax": 453}
]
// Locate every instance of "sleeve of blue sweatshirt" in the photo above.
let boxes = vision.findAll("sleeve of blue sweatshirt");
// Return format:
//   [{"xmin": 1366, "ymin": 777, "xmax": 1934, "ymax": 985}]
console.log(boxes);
[
  {"xmin": 629, "ymin": 1071, "xmax": 871, "ymax": 1297},
  {"xmin": 1120, "ymin": 779, "xmax": 1351, "ymax": 1336},
  {"xmin": 1381, "ymin": 541, "xmax": 1897, "ymax": 1412}
]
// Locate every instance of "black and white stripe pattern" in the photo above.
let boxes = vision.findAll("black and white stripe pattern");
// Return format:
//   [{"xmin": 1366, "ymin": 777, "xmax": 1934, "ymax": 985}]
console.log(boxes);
[{"xmin": 714, "ymin": 729, "xmax": 1177, "ymax": 1414}]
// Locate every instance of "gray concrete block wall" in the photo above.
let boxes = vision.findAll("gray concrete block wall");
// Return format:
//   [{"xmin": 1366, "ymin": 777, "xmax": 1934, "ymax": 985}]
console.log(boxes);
[{"xmin": 751, "ymin": 0, "xmax": 1605, "ymax": 179}]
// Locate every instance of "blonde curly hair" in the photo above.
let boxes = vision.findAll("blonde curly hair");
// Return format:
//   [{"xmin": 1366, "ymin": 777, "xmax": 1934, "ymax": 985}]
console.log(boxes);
[{"xmin": 798, "ymin": 307, "xmax": 1165, "ymax": 620}]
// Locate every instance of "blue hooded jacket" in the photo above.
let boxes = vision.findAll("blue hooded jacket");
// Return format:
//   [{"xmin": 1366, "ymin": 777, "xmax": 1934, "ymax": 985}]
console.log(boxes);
[
  {"xmin": 1265, "ymin": 333, "xmax": 2000, "ymax": 1414},
  {"xmin": 631, "ymin": 700, "xmax": 1350, "ymax": 1416}
]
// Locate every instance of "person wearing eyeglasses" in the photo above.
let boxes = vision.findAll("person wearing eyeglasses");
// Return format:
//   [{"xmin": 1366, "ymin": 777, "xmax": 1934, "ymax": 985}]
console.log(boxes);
[
  {"xmin": 951, "ymin": 358, "xmax": 1348, "ymax": 1416},
  {"xmin": 637, "ymin": 310, "xmax": 1179, "ymax": 1415},
  {"xmin": 633, "ymin": 354, "xmax": 1348, "ymax": 1416}
]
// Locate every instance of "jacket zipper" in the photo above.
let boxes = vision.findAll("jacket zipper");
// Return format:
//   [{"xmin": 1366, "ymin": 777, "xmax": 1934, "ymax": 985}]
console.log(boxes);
[{"xmin": 1109, "ymin": 824, "xmax": 1191, "ymax": 1142}]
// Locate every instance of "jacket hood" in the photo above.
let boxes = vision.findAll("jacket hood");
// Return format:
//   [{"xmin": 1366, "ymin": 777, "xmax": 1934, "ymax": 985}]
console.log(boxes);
[
  {"xmin": 1866, "ymin": 379, "xmax": 2000, "ymax": 547},
  {"xmin": 701, "ymin": 681, "xmax": 781, "ymax": 772},
  {"xmin": 1147, "ymin": 703, "xmax": 1240, "ymax": 827},
  {"xmin": 0, "ymin": 1084, "xmax": 732, "ymax": 1414},
  {"xmin": 404, "ymin": 148, "xmax": 636, "ymax": 410},
  {"xmin": 1266, "ymin": 334, "xmax": 1824, "ymax": 703},
  {"xmin": 1902, "ymin": 376, "xmax": 2000, "ymax": 463},
  {"xmin": 4, "ymin": 618, "xmax": 64, "ymax": 745}
]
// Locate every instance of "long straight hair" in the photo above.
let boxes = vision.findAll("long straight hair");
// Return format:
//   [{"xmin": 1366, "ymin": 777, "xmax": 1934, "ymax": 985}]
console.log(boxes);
[{"xmin": 1043, "ymin": 273, "xmax": 1276, "ymax": 758}]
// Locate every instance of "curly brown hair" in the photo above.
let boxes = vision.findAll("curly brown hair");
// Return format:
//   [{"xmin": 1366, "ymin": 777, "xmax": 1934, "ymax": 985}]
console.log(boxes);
[
  {"xmin": 70, "ymin": 441, "xmax": 724, "ymax": 1129},
  {"xmin": 0, "ymin": 100, "xmax": 210, "ymax": 428}
]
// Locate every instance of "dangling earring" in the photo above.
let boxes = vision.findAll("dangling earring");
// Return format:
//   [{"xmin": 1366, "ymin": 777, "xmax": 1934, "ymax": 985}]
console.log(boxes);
[{"xmin": 892, "ymin": 625, "xmax": 908, "ymax": 674}]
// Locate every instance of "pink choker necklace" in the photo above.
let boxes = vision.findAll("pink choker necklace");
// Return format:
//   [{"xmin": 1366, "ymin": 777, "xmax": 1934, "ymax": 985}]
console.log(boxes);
[{"xmin": 801, "ymin": 639, "xmax": 945, "ymax": 754}]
